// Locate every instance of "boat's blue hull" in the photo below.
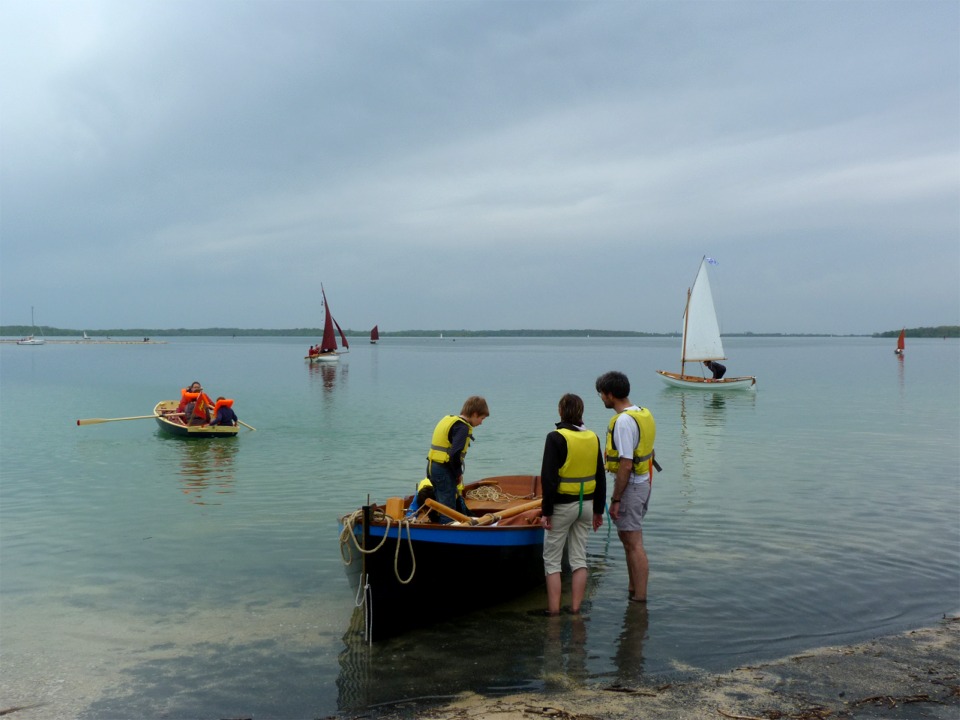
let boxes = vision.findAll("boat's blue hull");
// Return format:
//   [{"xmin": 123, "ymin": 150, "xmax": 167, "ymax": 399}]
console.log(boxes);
[{"xmin": 341, "ymin": 503, "xmax": 544, "ymax": 641}]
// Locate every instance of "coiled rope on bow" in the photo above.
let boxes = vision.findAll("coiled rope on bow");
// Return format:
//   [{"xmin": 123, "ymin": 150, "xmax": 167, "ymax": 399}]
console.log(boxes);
[
  {"xmin": 338, "ymin": 508, "xmax": 416, "ymax": 585},
  {"xmin": 464, "ymin": 483, "xmax": 530, "ymax": 503}
]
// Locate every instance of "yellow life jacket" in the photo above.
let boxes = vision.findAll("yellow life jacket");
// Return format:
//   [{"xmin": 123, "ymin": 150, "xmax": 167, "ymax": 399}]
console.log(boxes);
[
  {"xmin": 427, "ymin": 415, "xmax": 473, "ymax": 464},
  {"xmin": 557, "ymin": 428, "xmax": 600, "ymax": 496},
  {"xmin": 604, "ymin": 408, "xmax": 656, "ymax": 476}
]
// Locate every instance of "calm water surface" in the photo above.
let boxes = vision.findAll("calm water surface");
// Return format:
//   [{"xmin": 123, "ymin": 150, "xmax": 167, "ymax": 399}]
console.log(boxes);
[{"xmin": 1, "ymin": 336, "xmax": 958, "ymax": 718}]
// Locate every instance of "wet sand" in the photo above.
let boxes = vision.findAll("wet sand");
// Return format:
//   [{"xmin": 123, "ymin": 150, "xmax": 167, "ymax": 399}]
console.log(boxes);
[
  {"xmin": 1, "ymin": 618, "xmax": 956, "ymax": 719},
  {"xmin": 348, "ymin": 616, "xmax": 959, "ymax": 720}
]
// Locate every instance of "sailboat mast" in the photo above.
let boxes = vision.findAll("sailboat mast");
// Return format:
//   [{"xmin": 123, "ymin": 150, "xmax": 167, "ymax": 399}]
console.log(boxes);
[{"xmin": 680, "ymin": 287, "xmax": 691, "ymax": 376}]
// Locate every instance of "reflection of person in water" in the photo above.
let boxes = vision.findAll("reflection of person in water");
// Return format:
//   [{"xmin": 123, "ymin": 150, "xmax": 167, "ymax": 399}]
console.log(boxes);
[
  {"xmin": 541, "ymin": 613, "xmax": 589, "ymax": 690},
  {"xmin": 613, "ymin": 603, "xmax": 649, "ymax": 684}
]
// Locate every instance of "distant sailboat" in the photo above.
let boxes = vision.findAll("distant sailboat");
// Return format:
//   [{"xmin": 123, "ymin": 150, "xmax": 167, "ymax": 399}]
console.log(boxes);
[
  {"xmin": 306, "ymin": 285, "xmax": 349, "ymax": 363},
  {"xmin": 17, "ymin": 307, "xmax": 46, "ymax": 346},
  {"xmin": 370, "ymin": 325, "xmax": 379, "ymax": 344},
  {"xmin": 656, "ymin": 257, "xmax": 756, "ymax": 390},
  {"xmin": 895, "ymin": 328, "xmax": 905, "ymax": 355}
]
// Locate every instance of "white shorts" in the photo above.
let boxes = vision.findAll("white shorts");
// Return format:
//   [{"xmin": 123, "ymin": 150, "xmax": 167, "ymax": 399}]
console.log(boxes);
[{"xmin": 542, "ymin": 501, "xmax": 592, "ymax": 575}]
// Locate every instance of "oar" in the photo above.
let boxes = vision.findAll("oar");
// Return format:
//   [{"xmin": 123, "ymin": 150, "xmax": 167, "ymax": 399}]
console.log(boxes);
[
  {"xmin": 475, "ymin": 498, "xmax": 542, "ymax": 526},
  {"xmin": 77, "ymin": 415, "xmax": 157, "ymax": 426},
  {"xmin": 238, "ymin": 420, "xmax": 256, "ymax": 432},
  {"xmin": 424, "ymin": 498, "xmax": 476, "ymax": 525}
]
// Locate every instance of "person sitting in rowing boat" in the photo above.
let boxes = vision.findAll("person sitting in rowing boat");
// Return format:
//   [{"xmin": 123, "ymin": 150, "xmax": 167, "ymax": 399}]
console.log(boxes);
[
  {"xmin": 209, "ymin": 397, "xmax": 238, "ymax": 427},
  {"xmin": 178, "ymin": 381, "xmax": 213, "ymax": 425},
  {"xmin": 425, "ymin": 396, "xmax": 490, "ymax": 523},
  {"xmin": 703, "ymin": 360, "xmax": 726, "ymax": 379},
  {"xmin": 538, "ymin": 393, "xmax": 606, "ymax": 617}
]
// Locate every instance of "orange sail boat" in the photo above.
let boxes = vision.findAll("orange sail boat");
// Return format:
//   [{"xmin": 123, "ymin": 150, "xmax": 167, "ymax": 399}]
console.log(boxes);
[{"xmin": 895, "ymin": 328, "xmax": 905, "ymax": 355}]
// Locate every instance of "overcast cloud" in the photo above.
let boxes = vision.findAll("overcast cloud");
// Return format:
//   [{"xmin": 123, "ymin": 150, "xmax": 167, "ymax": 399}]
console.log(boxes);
[{"xmin": 1, "ymin": 0, "xmax": 957, "ymax": 334}]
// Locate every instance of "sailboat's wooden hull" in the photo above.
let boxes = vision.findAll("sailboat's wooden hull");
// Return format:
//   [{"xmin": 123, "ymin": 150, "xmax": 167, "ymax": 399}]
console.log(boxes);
[{"xmin": 656, "ymin": 370, "xmax": 756, "ymax": 390}]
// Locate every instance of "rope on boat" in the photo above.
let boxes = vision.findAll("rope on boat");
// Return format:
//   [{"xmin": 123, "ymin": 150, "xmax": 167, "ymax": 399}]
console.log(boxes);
[
  {"xmin": 464, "ymin": 483, "xmax": 528, "ymax": 503},
  {"xmin": 338, "ymin": 508, "xmax": 417, "ymax": 585}
]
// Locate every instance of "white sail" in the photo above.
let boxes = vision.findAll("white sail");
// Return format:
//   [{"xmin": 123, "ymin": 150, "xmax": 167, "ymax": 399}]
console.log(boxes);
[{"xmin": 682, "ymin": 258, "xmax": 725, "ymax": 364}]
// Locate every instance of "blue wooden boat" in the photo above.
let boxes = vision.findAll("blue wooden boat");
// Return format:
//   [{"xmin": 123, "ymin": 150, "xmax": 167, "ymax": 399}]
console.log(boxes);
[{"xmin": 339, "ymin": 475, "xmax": 544, "ymax": 641}]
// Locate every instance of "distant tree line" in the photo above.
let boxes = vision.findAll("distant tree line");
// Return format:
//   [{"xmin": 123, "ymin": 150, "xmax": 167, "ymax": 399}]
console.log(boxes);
[
  {"xmin": 873, "ymin": 326, "xmax": 959, "ymax": 338},
  {"xmin": 3, "ymin": 325, "xmax": 957, "ymax": 338}
]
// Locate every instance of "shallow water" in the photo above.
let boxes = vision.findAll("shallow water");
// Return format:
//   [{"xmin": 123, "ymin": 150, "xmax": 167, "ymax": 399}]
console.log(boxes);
[{"xmin": 1, "ymin": 336, "xmax": 957, "ymax": 717}]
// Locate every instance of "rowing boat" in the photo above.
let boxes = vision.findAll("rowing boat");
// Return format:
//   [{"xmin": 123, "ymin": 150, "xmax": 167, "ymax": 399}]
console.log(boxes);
[
  {"xmin": 153, "ymin": 400, "xmax": 239, "ymax": 438},
  {"xmin": 339, "ymin": 475, "xmax": 544, "ymax": 641}
]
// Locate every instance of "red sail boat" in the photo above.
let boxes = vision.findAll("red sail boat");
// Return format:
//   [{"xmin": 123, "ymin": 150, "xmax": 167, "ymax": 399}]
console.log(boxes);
[
  {"xmin": 370, "ymin": 325, "xmax": 379, "ymax": 344},
  {"xmin": 895, "ymin": 328, "xmax": 905, "ymax": 355},
  {"xmin": 307, "ymin": 285, "xmax": 350, "ymax": 363}
]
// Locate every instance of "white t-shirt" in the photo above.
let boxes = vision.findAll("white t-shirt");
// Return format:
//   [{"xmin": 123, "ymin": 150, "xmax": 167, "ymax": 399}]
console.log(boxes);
[{"xmin": 612, "ymin": 405, "xmax": 650, "ymax": 484}]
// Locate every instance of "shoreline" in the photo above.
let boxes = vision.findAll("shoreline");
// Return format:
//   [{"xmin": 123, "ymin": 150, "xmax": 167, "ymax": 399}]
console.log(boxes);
[{"xmin": 346, "ymin": 616, "xmax": 959, "ymax": 720}]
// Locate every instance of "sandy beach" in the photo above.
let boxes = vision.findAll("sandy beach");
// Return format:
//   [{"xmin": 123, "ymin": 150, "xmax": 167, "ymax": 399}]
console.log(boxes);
[
  {"xmin": 345, "ymin": 616, "xmax": 959, "ymax": 720},
  {"xmin": 0, "ymin": 617, "xmax": 956, "ymax": 719}
]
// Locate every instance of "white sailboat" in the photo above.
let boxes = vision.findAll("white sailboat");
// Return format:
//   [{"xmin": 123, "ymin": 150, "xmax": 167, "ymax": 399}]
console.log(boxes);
[
  {"xmin": 17, "ymin": 307, "xmax": 46, "ymax": 346},
  {"xmin": 656, "ymin": 257, "xmax": 756, "ymax": 390}
]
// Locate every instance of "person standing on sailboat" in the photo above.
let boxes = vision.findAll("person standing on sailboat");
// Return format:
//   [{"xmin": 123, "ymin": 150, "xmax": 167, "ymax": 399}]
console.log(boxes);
[
  {"xmin": 425, "ymin": 396, "xmax": 490, "ymax": 523},
  {"xmin": 595, "ymin": 371, "xmax": 657, "ymax": 604}
]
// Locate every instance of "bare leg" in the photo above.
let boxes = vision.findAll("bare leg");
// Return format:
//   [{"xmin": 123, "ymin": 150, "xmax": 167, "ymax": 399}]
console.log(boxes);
[
  {"xmin": 545, "ymin": 572, "xmax": 562, "ymax": 615},
  {"xmin": 570, "ymin": 567, "xmax": 588, "ymax": 613},
  {"xmin": 618, "ymin": 529, "xmax": 649, "ymax": 601}
]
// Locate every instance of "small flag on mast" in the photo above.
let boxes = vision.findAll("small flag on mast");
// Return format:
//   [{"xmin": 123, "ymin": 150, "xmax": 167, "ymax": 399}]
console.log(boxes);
[{"xmin": 706, "ymin": 257, "xmax": 719, "ymax": 265}]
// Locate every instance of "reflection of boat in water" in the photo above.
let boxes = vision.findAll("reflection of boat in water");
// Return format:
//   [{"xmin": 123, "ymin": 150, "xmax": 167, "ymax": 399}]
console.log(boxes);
[
  {"xmin": 173, "ymin": 439, "xmax": 239, "ymax": 505},
  {"xmin": 656, "ymin": 257, "xmax": 755, "ymax": 390},
  {"xmin": 307, "ymin": 360, "xmax": 346, "ymax": 390},
  {"xmin": 338, "ymin": 475, "xmax": 544, "ymax": 642},
  {"xmin": 336, "ymin": 590, "xmax": 554, "ymax": 712}
]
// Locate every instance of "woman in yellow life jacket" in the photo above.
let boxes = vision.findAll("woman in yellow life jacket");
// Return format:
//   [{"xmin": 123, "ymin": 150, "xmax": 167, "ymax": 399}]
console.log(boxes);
[
  {"xmin": 425, "ymin": 396, "xmax": 489, "ymax": 523},
  {"xmin": 538, "ymin": 393, "xmax": 606, "ymax": 617}
]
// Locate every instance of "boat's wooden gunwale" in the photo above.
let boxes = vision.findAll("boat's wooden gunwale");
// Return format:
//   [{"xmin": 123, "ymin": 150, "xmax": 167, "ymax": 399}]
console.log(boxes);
[
  {"xmin": 656, "ymin": 370, "xmax": 756, "ymax": 390},
  {"xmin": 153, "ymin": 400, "xmax": 239, "ymax": 438}
]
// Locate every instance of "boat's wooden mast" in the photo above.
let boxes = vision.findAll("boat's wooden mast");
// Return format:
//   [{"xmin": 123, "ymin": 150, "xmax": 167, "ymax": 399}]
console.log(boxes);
[{"xmin": 680, "ymin": 286, "xmax": 691, "ymax": 376}]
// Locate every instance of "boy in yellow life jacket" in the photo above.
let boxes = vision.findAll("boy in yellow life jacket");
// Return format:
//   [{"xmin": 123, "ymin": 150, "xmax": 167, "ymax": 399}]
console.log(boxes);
[{"xmin": 425, "ymin": 396, "xmax": 489, "ymax": 523}]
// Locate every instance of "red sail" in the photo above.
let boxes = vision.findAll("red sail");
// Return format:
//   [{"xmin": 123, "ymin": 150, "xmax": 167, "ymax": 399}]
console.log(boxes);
[
  {"xmin": 371, "ymin": 325, "xmax": 379, "ymax": 342},
  {"xmin": 897, "ymin": 329, "xmax": 905, "ymax": 352},
  {"xmin": 334, "ymin": 318, "xmax": 350, "ymax": 350},
  {"xmin": 320, "ymin": 285, "xmax": 338, "ymax": 353}
]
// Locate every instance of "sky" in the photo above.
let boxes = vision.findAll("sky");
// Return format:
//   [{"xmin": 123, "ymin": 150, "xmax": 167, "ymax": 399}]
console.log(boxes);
[{"xmin": 1, "ymin": 1, "xmax": 957, "ymax": 335}]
